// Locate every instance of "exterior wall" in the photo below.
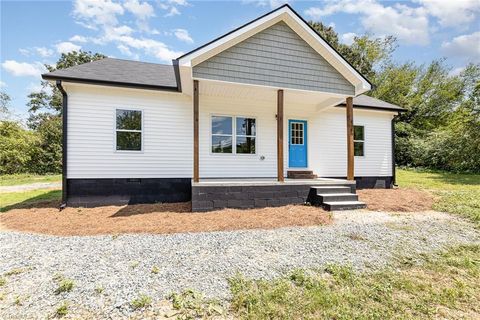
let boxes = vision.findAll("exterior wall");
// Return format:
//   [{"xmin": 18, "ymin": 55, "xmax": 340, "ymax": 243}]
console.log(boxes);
[
  {"xmin": 198, "ymin": 94, "xmax": 278, "ymax": 178},
  {"xmin": 65, "ymin": 83, "xmax": 193, "ymax": 179},
  {"xmin": 310, "ymin": 108, "xmax": 394, "ymax": 177},
  {"xmin": 193, "ymin": 22, "xmax": 354, "ymax": 96},
  {"xmin": 198, "ymin": 93, "xmax": 394, "ymax": 179}
]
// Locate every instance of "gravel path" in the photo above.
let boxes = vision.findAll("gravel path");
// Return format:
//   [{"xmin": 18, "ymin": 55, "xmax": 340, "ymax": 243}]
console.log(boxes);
[
  {"xmin": 0, "ymin": 210, "xmax": 478, "ymax": 319},
  {"xmin": 0, "ymin": 182, "xmax": 61, "ymax": 193}
]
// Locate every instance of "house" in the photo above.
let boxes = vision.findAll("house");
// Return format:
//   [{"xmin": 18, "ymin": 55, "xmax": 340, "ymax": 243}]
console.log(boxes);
[{"xmin": 42, "ymin": 4, "xmax": 404, "ymax": 211}]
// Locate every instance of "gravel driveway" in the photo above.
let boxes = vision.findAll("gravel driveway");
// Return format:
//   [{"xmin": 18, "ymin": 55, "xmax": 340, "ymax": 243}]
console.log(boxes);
[
  {"xmin": 0, "ymin": 210, "xmax": 478, "ymax": 319},
  {"xmin": 0, "ymin": 182, "xmax": 61, "ymax": 193}
]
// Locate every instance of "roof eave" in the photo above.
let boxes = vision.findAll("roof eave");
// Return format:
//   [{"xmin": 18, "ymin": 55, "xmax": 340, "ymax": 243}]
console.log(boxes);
[{"xmin": 42, "ymin": 74, "xmax": 180, "ymax": 92}]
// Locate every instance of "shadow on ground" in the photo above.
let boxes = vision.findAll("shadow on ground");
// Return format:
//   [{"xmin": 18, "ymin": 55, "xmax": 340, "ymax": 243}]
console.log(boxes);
[
  {"xmin": 111, "ymin": 202, "xmax": 191, "ymax": 217},
  {"xmin": 0, "ymin": 190, "xmax": 61, "ymax": 212}
]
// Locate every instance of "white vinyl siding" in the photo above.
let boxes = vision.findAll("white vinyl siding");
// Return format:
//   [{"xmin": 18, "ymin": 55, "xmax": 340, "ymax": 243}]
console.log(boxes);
[
  {"xmin": 65, "ymin": 83, "xmax": 192, "ymax": 178},
  {"xmin": 310, "ymin": 108, "xmax": 393, "ymax": 177},
  {"xmin": 65, "ymin": 82, "xmax": 393, "ymax": 180}
]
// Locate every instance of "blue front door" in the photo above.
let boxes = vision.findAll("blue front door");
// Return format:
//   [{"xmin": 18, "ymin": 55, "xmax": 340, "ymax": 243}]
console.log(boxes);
[{"xmin": 288, "ymin": 120, "xmax": 307, "ymax": 168}]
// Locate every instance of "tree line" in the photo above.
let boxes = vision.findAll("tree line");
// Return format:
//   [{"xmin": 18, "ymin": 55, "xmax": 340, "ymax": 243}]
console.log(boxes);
[{"xmin": 1, "ymin": 24, "xmax": 479, "ymax": 175}]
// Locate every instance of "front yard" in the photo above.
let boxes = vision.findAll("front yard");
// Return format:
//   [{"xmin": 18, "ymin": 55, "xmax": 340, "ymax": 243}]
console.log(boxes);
[{"xmin": 0, "ymin": 168, "xmax": 479, "ymax": 319}]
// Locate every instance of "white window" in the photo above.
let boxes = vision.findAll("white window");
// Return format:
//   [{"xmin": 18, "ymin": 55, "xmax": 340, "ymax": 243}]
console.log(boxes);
[
  {"xmin": 354, "ymin": 125, "xmax": 364, "ymax": 157},
  {"xmin": 211, "ymin": 115, "xmax": 256, "ymax": 154},
  {"xmin": 116, "ymin": 109, "xmax": 142, "ymax": 151}
]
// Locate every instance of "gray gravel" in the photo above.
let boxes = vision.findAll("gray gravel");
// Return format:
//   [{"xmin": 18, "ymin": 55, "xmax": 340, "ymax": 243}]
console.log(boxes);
[
  {"xmin": 0, "ymin": 182, "xmax": 61, "ymax": 193},
  {"xmin": 0, "ymin": 210, "xmax": 478, "ymax": 319}
]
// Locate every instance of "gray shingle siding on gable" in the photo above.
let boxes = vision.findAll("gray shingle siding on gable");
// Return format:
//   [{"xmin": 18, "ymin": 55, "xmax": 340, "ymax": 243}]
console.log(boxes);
[{"xmin": 193, "ymin": 22, "xmax": 354, "ymax": 95}]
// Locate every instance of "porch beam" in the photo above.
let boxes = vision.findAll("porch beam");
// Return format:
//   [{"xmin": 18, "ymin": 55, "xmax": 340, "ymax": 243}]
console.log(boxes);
[
  {"xmin": 277, "ymin": 89, "xmax": 284, "ymax": 182},
  {"xmin": 193, "ymin": 80, "xmax": 199, "ymax": 182},
  {"xmin": 346, "ymin": 96, "xmax": 354, "ymax": 180}
]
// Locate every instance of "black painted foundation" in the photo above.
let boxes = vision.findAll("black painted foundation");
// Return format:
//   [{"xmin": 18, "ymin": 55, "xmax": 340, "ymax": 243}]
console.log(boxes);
[{"xmin": 67, "ymin": 178, "xmax": 191, "ymax": 207}]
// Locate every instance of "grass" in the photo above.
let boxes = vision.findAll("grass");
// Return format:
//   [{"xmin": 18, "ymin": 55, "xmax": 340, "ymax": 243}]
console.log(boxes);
[
  {"xmin": 55, "ymin": 302, "xmax": 69, "ymax": 317},
  {"xmin": 169, "ymin": 289, "xmax": 224, "ymax": 319},
  {"xmin": 130, "ymin": 294, "xmax": 152, "ymax": 310},
  {"xmin": 54, "ymin": 277, "xmax": 75, "ymax": 295},
  {"xmin": 229, "ymin": 244, "xmax": 480, "ymax": 319},
  {"xmin": 0, "ymin": 174, "xmax": 61, "ymax": 186},
  {"xmin": 397, "ymin": 168, "xmax": 480, "ymax": 225},
  {"xmin": 0, "ymin": 189, "xmax": 61, "ymax": 212}
]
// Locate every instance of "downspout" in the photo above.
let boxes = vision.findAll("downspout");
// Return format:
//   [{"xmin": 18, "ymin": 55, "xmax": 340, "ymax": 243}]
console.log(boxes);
[
  {"xmin": 56, "ymin": 80, "xmax": 68, "ymax": 206},
  {"xmin": 391, "ymin": 115, "xmax": 397, "ymax": 187}
]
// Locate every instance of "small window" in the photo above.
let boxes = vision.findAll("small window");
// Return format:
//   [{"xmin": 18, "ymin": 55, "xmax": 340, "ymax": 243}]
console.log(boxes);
[
  {"xmin": 354, "ymin": 125, "xmax": 364, "ymax": 157},
  {"xmin": 116, "ymin": 109, "xmax": 142, "ymax": 151},
  {"xmin": 236, "ymin": 117, "xmax": 256, "ymax": 154},
  {"xmin": 290, "ymin": 122, "xmax": 304, "ymax": 145},
  {"xmin": 212, "ymin": 116, "xmax": 233, "ymax": 153}
]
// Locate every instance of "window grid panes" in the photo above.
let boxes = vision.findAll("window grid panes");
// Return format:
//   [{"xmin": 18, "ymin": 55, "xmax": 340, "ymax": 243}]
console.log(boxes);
[
  {"xmin": 211, "ymin": 116, "xmax": 256, "ymax": 154},
  {"xmin": 290, "ymin": 122, "xmax": 304, "ymax": 145},
  {"xmin": 116, "ymin": 109, "xmax": 142, "ymax": 151},
  {"xmin": 211, "ymin": 116, "xmax": 233, "ymax": 154},
  {"xmin": 354, "ymin": 125, "xmax": 364, "ymax": 157}
]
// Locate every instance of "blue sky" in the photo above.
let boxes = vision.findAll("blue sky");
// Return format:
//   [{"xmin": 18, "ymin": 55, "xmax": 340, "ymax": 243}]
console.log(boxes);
[{"xmin": 1, "ymin": 0, "xmax": 479, "ymax": 120}]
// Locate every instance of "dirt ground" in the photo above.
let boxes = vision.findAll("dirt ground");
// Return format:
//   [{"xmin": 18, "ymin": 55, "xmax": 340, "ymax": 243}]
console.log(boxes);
[
  {"xmin": 0, "ymin": 188, "xmax": 437, "ymax": 236},
  {"xmin": 357, "ymin": 188, "xmax": 436, "ymax": 212},
  {"xmin": 0, "ymin": 202, "xmax": 332, "ymax": 236}
]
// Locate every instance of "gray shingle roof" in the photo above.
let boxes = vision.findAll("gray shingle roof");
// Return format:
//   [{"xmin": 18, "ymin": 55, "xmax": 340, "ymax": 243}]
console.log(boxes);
[
  {"xmin": 42, "ymin": 58, "xmax": 178, "ymax": 90},
  {"xmin": 338, "ymin": 95, "xmax": 404, "ymax": 112}
]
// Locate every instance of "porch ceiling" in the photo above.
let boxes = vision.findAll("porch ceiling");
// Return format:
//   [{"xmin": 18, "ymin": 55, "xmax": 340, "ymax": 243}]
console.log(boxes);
[{"xmin": 197, "ymin": 78, "xmax": 345, "ymax": 111}]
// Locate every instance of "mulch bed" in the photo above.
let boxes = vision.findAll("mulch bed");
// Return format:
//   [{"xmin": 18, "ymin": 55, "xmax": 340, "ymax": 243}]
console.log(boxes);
[
  {"xmin": 0, "ymin": 202, "xmax": 331, "ymax": 236},
  {"xmin": 357, "ymin": 188, "xmax": 436, "ymax": 212},
  {"xmin": 0, "ymin": 188, "xmax": 438, "ymax": 236}
]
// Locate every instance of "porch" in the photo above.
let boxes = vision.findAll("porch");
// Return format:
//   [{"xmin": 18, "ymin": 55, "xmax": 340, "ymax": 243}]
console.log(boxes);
[{"xmin": 191, "ymin": 177, "xmax": 359, "ymax": 211}]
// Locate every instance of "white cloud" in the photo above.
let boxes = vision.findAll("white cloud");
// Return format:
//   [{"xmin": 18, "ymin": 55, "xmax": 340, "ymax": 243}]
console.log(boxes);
[
  {"xmin": 341, "ymin": 32, "xmax": 357, "ymax": 45},
  {"xmin": 441, "ymin": 31, "xmax": 480, "ymax": 63},
  {"xmin": 124, "ymin": 0, "xmax": 154, "ymax": 20},
  {"xmin": 305, "ymin": 0, "xmax": 430, "ymax": 45},
  {"xmin": 35, "ymin": 47, "xmax": 54, "ymax": 57},
  {"xmin": 1, "ymin": 60, "xmax": 46, "ymax": 78},
  {"xmin": 0, "ymin": 81, "xmax": 6, "ymax": 88},
  {"xmin": 19, "ymin": 48, "xmax": 30, "ymax": 56},
  {"xmin": 417, "ymin": 0, "xmax": 480, "ymax": 28},
  {"xmin": 115, "ymin": 35, "xmax": 183, "ymax": 61},
  {"xmin": 70, "ymin": 0, "xmax": 183, "ymax": 61},
  {"xmin": 55, "ymin": 42, "xmax": 82, "ymax": 54},
  {"xmin": 69, "ymin": 35, "xmax": 89, "ymax": 43},
  {"xmin": 165, "ymin": 6, "xmax": 180, "ymax": 17},
  {"xmin": 73, "ymin": 0, "xmax": 124, "ymax": 29},
  {"xmin": 173, "ymin": 28, "xmax": 193, "ymax": 43},
  {"xmin": 159, "ymin": 0, "xmax": 189, "ymax": 17},
  {"xmin": 242, "ymin": 0, "xmax": 289, "ymax": 8}
]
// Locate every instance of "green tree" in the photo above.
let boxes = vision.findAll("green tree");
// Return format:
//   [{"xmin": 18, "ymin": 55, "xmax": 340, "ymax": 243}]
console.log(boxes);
[
  {"xmin": 0, "ymin": 120, "xmax": 38, "ymax": 174},
  {"xmin": 0, "ymin": 91, "xmax": 11, "ymax": 120},
  {"xmin": 308, "ymin": 21, "xmax": 396, "ymax": 79}
]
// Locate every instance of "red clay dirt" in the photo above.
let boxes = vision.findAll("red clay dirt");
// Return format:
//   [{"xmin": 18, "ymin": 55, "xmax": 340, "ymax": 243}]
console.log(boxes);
[
  {"xmin": 357, "ymin": 188, "xmax": 436, "ymax": 212},
  {"xmin": 0, "ymin": 202, "xmax": 331, "ymax": 236}
]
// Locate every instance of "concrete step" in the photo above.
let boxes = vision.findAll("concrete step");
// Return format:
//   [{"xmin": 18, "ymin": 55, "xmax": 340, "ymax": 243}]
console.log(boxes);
[
  {"xmin": 287, "ymin": 170, "xmax": 317, "ymax": 179},
  {"xmin": 312, "ymin": 186, "xmax": 352, "ymax": 194},
  {"xmin": 322, "ymin": 201, "xmax": 366, "ymax": 211},
  {"xmin": 318, "ymin": 193, "xmax": 359, "ymax": 202}
]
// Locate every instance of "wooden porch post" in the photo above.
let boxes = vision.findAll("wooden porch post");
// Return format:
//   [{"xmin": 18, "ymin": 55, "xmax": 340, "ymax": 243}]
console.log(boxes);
[
  {"xmin": 277, "ymin": 89, "xmax": 284, "ymax": 182},
  {"xmin": 346, "ymin": 96, "xmax": 354, "ymax": 180},
  {"xmin": 193, "ymin": 80, "xmax": 199, "ymax": 183}
]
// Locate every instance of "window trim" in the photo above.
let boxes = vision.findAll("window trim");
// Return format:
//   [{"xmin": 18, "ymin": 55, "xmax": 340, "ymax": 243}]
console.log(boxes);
[
  {"xmin": 353, "ymin": 125, "xmax": 365, "ymax": 157},
  {"xmin": 114, "ymin": 108, "xmax": 144, "ymax": 153},
  {"xmin": 210, "ymin": 114, "xmax": 257, "ymax": 156}
]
